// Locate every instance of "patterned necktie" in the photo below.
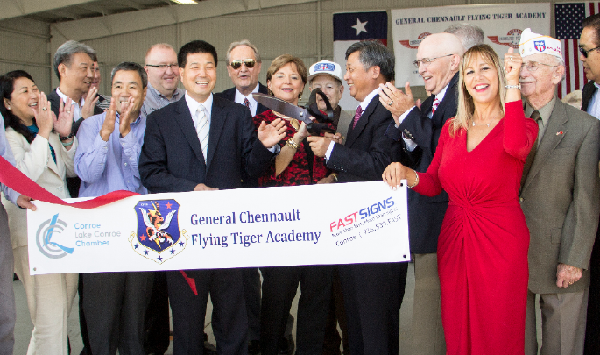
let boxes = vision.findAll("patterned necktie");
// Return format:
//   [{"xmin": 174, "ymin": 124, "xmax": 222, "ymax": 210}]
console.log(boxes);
[
  {"xmin": 244, "ymin": 97, "xmax": 250, "ymax": 108},
  {"xmin": 194, "ymin": 105, "xmax": 209, "ymax": 162},
  {"xmin": 520, "ymin": 110, "xmax": 542, "ymax": 190},
  {"xmin": 352, "ymin": 105, "xmax": 363, "ymax": 129},
  {"xmin": 431, "ymin": 97, "xmax": 441, "ymax": 116}
]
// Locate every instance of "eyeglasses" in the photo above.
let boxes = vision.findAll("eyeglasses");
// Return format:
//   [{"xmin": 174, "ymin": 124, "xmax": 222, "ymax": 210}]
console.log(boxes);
[
  {"xmin": 413, "ymin": 54, "xmax": 453, "ymax": 68},
  {"xmin": 579, "ymin": 45, "xmax": 600, "ymax": 58},
  {"xmin": 230, "ymin": 59, "xmax": 256, "ymax": 69},
  {"xmin": 145, "ymin": 63, "xmax": 179, "ymax": 70},
  {"xmin": 521, "ymin": 60, "xmax": 558, "ymax": 72}
]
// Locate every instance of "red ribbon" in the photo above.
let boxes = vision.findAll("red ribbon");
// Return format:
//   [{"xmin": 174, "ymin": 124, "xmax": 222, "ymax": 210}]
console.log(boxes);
[{"xmin": 0, "ymin": 155, "xmax": 136, "ymax": 208}]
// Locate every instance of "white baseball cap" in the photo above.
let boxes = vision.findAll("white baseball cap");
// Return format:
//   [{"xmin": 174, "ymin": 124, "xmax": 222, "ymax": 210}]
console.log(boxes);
[
  {"xmin": 519, "ymin": 28, "xmax": 563, "ymax": 60},
  {"xmin": 308, "ymin": 60, "xmax": 343, "ymax": 83}
]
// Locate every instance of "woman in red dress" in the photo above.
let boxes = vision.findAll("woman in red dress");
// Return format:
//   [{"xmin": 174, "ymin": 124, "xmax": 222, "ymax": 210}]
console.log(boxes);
[
  {"xmin": 253, "ymin": 54, "xmax": 335, "ymax": 355},
  {"xmin": 383, "ymin": 45, "xmax": 538, "ymax": 354}
]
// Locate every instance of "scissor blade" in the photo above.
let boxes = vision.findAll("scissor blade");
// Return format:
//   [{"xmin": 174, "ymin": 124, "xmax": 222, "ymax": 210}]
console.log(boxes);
[{"xmin": 252, "ymin": 93, "xmax": 311, "ymax": 124}]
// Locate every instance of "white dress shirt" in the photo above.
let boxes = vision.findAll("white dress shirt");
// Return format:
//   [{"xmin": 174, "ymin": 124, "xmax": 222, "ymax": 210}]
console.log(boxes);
[
  {"xmin": 56, "ymin": 88, "xmax": 85, "ymax": 120},
  {"xmin": 587, "ymin": 82, "xmax": 600, "ymax": 120},
  {"xmin": 234, "ymin": 85, "xmax": 260, "ymax": 116}
]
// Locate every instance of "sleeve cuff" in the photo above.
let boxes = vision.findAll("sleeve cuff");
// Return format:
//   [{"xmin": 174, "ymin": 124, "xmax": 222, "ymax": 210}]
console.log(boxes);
[{"xmin": 325, "ymin": 140, "xmax": 336, "ymax": 160}]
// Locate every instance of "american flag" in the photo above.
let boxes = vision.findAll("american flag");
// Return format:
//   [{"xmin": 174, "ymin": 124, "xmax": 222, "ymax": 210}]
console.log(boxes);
[{"xmin": 555, "ymin": 2, "xmax": 600, "ymax": 98}]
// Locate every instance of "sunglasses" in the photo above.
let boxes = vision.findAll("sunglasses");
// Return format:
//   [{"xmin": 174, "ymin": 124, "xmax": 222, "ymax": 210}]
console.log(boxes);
[
  {"xmin": 230, "ymin": 59, "xmax": 256, "ymax": 69},
  {"xmin": 579, "ymin": 45, "xmax": 600, "ymax": 58}
]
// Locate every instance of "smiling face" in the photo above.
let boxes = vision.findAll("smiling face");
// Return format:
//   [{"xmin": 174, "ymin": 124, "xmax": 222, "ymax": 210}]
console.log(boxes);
[
  {"xmin": 519, "ymin": 53, "xmax": 562, "ymax": 103},
  {"xmin": 310, "ymin": 74, "xmax": 343, "ymax": 110},
  {"xmin": 145, "ymin": 46, "xmax": 180, "ymax": 97},
  {"xmin": 463, "ymin": 53, "xmax": 500, "ymax": 105},
  {"xmin": 227, "ymin": 45, "xmax": 261, "ymax": 95},
  {"xmin": 416, "ymin": 33, "xmax": 462, "ymax": 95},
  {"xmin": 267, "ymin": 62, "xmax": 305, "ymax": 105},
  {"xmin": 180, "ymin": 52, "xmax": 216, "ymax": 103},
  {"xmin": 344, "ymin": 51, "xmax": 379, "ymax": 102},
  {"xmin": 5, "ymin": 77, "xmax": 39, "ymax": 122},
  {"xmin": 111, "ymin": 70, "xmax": 146, "ymax": 115},
  {"xmin": 580, "ymin": 26, "xmax": 600, "ymax": 83},
  {"xmin": 59, "ymin": 52, "xmax": 95, "ymax": 95}
]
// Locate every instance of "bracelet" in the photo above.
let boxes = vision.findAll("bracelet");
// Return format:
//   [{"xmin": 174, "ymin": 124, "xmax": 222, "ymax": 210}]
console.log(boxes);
[
  {"xmin": 286, "ymin": 139, "xmax": 300, "ymax": 149},
  {"xmin": 61, "ymin": 140, "xmax": 74, "ymax": 147},
  {"xmin": 408, "ymin": 169, "xmax": 419, "ymax": 188},
  {"xmin": 59, "ymin": 133, "xmax": 74, "ymax": 141},
  {"xmin": 331, "ymin": 173, "xmax": 338, "ymax": 182},
  {"xmin": 505, "ymin": 84, "xmax": 521, "ymax": 90}
]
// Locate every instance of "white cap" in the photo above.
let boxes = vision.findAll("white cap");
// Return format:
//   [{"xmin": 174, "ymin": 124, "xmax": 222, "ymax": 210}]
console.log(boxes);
[
  {"xmin": 519, "ymin": 28, "xmax": 562, "ymax": 60},
  {"xmin": 308, "ymin": 60, "xmax": 343, "ymax": 83}
]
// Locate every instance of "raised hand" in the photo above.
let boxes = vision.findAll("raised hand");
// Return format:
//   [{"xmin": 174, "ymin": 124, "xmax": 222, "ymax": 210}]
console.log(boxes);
[
  {"xmin": 100, "ymin": 98, "xmax": 117, "ymax": 142},
  {"xmin": 53, "ymin": 97, "xmax": 74, "ymax": 139},
  {"xmin": 119, "ymin": 96, "xmax": 136, "ymax": 138},
  {"xmin": 80, "ymin": 86, "xmax": 99, "ymax": 119},
  {"xmin": 258, "ymin": 117, "xmax": 286, "ymax": 148},
  {"xmin": 504, "ymin": 47, "xmax": 522, "ymax": 85},
  {"xmin": 34, "ymin": 92, "xmax": 54, "ymax": 139},
  {"xmin": 378, "ymin": 82, "xmax": 415, "ymax": 125}
]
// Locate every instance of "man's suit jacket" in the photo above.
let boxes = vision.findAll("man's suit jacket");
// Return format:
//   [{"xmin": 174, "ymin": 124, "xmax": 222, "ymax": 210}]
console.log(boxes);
[
  {"xmin": 387, "ymin": 73, "xmax": 459, "ymax": 254},
  {"xmin": 327, "ymin": 95, "xmax": 393, "ymax": 182},
  {"xmin": 138, "ymin": 95, "xmax": 274, "ymax": 193},
  {"xmin": 217, "ymin": 82, "xmax": 269, "ymax": 116},
  {"xmin": 47, "ymin": 89, "xmax": 103, "ymax": 136},
  {"xmin": 521, "ymin": 99, "xmax": 600, "ymax": 294},
  {"xmin": 582, "ymin": 81, "xmax": 597, "ymax": 112}
]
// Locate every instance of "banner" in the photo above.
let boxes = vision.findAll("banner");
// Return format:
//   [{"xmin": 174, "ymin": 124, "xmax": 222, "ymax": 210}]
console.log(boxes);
[
  {"xmin": 392, "ymin": 4, "xmax": 551, "ymax": 87},
  {"xmin": 333, "ymin": 11, "xmax": 388, "ymax": 111},
  {"xmin": 555, "ymin": 2, "xmax": 600, "ymax": 98},
  {"xmin": 27, "ymin": 181, "xmax": 410, "ymax": 275}
]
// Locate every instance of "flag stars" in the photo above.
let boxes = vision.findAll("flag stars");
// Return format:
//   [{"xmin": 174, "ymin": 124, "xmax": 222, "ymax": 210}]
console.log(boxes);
[{"xmin": 351, "ymin": 18, "xmax": 368, "ymax": 36}]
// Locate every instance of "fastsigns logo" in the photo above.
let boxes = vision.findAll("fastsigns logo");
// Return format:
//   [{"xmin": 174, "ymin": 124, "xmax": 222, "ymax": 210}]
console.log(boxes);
[{"xmin": 35, "ymin": 213, "xmax": 74, "ymax": 259}]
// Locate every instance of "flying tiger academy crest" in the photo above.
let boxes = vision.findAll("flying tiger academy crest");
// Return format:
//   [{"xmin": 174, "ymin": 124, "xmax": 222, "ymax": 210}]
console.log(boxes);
[{"xmin": 129, "ymin": 199, "xmax": 188, "ymax": 264}]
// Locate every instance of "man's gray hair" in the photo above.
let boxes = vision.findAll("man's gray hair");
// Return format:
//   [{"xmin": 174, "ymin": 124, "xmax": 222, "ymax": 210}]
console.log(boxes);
[
  {"xmin": 110, "ymin": 62, "xmax": 148, "ymax": 89},
  {"xmin": 345, "ymin": 40, "xmax": 395, "ymax": 82},
  {"xmin": 53, "ymin": 40, "xmax": 97, "ymax": 80},
  {"xmin": 226, "ymin": 39, "xmax": 261, "ymax": 64},
  {"xmin": 445, "ymin": 23, "xmax": 485, "ymax": 51}
]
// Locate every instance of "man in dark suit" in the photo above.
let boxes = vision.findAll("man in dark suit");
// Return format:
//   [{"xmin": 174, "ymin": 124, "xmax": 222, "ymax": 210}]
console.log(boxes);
[
  {"xmin": 377, "ymin": 32, "xmax": 463, "ymax": 355},
  {"xmin": 138, "ymin": 39, "xmax": 285, "ymax": 355},
  {"xmin": 308, "ymin": 40, "xmax": 404, "ymax": 355},
  {"xmin": 579, "ymin": 13, "xmax": 600, "ymax": 355}
]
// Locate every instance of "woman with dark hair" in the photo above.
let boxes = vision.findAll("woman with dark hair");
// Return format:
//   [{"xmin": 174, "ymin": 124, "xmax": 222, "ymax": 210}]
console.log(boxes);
[
  {"xmin": 254, "ymin": 54, "xmax": 334, "ymax": 355},
  {"xmin": 0, "ymin": 70, "xmax": 77, "ymax": 354},
  {"xmin": 383, "ymin": 46, "xmax": 537, "ymax": 354}
]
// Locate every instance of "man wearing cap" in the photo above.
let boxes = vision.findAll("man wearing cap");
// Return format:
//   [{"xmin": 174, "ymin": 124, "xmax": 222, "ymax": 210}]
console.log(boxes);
[{"xmin": 518, "ymin": 28, "xmax": 600, "ymax": 355}]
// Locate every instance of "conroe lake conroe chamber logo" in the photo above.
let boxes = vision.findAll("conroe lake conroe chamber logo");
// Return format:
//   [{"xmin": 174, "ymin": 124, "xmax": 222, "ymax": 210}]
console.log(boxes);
[
  {"xmin": 35, "ymin": 213, "xmax": 74, "ymax": 259},
  {"xmin": 130, "ymin": 199, "xmax": 188, "ymax": 264}
]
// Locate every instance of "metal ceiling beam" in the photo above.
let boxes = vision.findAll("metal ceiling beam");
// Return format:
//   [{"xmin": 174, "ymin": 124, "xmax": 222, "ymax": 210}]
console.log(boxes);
[{"xmin": 0, "ymin": 0, "xmax": 99, "ymax": 20}]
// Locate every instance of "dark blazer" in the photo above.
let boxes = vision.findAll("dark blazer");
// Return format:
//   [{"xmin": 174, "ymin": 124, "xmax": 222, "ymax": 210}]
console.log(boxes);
[
  {"xmin": 327, "ymin": 95, "xmax": 393, "ymax": 182},
  {"xmin": 521, "ymin": 99, "xmax": 600, "ymax": 294},
  {"xmin": 138, "ymin": 94, "xmax": 274, "ymax": 193},
  {"xmin": 582, "ymin": 81, "xmax": 597, "ymax": 112},
  {"xmin": 217, "ymin": 82, "xmax": 269, "ymax": 116},
  {"xmin": 387, "ymin": 73, "xmax": 459, "ymax": 254},
  {"xmin": 47, "ymin": 88, "xmax": 103, "ymax": 136}
]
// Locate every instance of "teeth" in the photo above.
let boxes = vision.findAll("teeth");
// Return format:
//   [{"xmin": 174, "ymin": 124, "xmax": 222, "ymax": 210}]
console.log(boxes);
[{"xmin": 475, "ymin": 84, "xmax": 488, "ymax": 90}]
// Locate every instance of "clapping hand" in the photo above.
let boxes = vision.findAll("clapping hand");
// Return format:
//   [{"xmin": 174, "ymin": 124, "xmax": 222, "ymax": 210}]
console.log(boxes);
[
  {"xmin": 378, "ymin": 82, "xmax": 415, "ymax": 125},
  {"xmin": 118, "ymin": 96, "xmax": 136, "ymax": 138},
  {"xmin": 53, "ymin": 96, "xmax": 75, "ymax": 139},
  {"xmin": 34, "ymin": 92, "xmax": 54, "ymax": 139},
  {"xmin": 100, "ymin": 98, "xmax": 117, "ymax": 142},
  {"xmin": 258, "ymin": 118, "xmax": 286, "ymax": 148},
  {"xmin": 81, "ymin": 86, "xmax": 99, "ymax": 119}
]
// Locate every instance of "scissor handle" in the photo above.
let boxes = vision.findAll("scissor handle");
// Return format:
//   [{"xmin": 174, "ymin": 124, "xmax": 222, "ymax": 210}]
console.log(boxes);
[{"xmin": 307, "ymin": 88, "xmax": 334, "ymax": 123}]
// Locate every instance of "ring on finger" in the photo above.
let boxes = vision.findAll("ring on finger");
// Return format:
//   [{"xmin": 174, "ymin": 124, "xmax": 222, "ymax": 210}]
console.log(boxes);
[
  {"xmin": 42, "ymin": 107, "xmax": 47, "ymax": 111},
  {"xmin": 388, "ymin": 100, "xmax": 393, "ymax": 106}
]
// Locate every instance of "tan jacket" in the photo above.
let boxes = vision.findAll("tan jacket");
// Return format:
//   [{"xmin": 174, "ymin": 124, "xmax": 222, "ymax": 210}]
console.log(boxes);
[
  {"xmin": 1, "ymin": 128, "xmax": 77, "ymax": 248},
  {"xmin": 521, "ymin": 99, "xmax": 600, "ymax": 294}
]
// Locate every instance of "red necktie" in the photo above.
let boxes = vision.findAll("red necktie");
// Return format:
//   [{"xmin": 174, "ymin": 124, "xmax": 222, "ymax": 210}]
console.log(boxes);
[
  {"xmin": 244, "ymin": 98, "xmax": 250, "ymax": 108},
  {"xmin": 431, "ymin": 97, "xmax": 440, "ymax": 116},
  {"xmin": 352, "ymin": 105, "xmax": 363, "ymax": 129}
]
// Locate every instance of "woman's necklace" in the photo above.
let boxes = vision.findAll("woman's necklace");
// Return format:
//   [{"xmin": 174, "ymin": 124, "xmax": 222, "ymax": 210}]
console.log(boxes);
[{"xmin": 471, "ymin": 114, "xmax": 500, "ymax": 128}]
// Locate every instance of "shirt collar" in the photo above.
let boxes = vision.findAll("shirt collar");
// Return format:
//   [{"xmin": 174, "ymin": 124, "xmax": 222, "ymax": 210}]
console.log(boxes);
[
  {"xmin": 148, "ymin": 82, "xmax": 182, "ymax": 100},
  {"xmin": 186, "ymin": 92, "xmax": 213, "ymax": 119},
  {"xmin": 360, "ymin": 88, "xmax": 380, "ymax": 111},
  {"xmin": 234, "ymin": 85, "xmax": 259, "ymax": 103},
  {"xmin": 434, "ymin": 84, "xmax": 449, "ymax": 103},
  {"xmin": 525, "ymin": 96, "xmax": 555, "ymax": 127},
  {"xmin": 56, "ymin": 87, "xmax": 84, "ymax": 106}
]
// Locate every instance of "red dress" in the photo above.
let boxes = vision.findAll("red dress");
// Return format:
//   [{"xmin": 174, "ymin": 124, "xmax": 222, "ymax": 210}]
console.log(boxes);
[{"xmin": 413, "ymin": 101, "xmax": 538, "ymax": 355}]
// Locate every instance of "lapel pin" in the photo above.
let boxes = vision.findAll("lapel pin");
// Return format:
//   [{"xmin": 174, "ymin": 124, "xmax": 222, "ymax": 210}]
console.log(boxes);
[{"xmin": 556, "ymin": 131, "xmax": 563, "ymax": 136}]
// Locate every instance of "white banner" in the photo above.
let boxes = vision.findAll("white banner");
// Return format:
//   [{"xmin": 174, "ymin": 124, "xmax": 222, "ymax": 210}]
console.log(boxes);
[
  {"xmin": 392, "ymin": 4, "xmax": 551, "ymax": 86},
  {"xmin": 27, "ymin": 181, "xmax": 410, "ymax": 275}
]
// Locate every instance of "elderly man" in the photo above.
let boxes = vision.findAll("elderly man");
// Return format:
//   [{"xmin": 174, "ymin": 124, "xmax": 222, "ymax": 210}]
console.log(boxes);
[
  {"xmin": 517, "ymin": 28, "xmax": 600, "ymax": 355},
  {"xmin": 75, "ymin": 62, "xmax": 152, "ymax": 355},
  {"xmin": 218, "ymin": 39, "xmax": 268, "ymax": 117},
  {"xmin": 377, "ymin": 32, "xmax": 463, "ymax": 355},
  {"xmin": 141, "ymin": 43, "xmax": 185, "ymax": 118},
  {"xmin": 308, "ymin": 40, "xmax": 402, "ymax": 355},
  {"xmin": 578, "ymin": 13, "xmax": 600, "ymax": 354},
  {"xmin": 0, "ymin": 114, "xmax": 36, "ymax": 354},
  {"xmin": 444, "ymin": 23, "xmax": 484, "ymax": 51}
]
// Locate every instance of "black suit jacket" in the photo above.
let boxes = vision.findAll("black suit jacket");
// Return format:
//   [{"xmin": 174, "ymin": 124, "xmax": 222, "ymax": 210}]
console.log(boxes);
[
  {"xmin": 387, "ymin": 73, "xmax": 459, "ymax": 254},
  {"xmin": 217, "ymin": 82, "xmax": 269, "ymax": 116},
  {"xmin": 138, "ymin": 95, "xmax": 274, "ymax": 193},
  {"xmin": 583, "ymin": 81, "xmax": 597, "ymax": 112},
  {"xmin": 327, "ymin": 94, "xmax": 393, "ymax": 182},
  {"xmin": 47, "ymin": 88, "xmax": 103, "ymax": 136}
]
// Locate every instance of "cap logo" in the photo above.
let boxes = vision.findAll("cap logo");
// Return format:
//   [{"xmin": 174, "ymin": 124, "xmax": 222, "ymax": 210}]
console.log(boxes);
[
  {"xmin": 534, "ymin": 40, "xmax": 546, "ymax": 52},
  {"xmin": 315, "ymin": 63, "xmax": 335, "ymax": 72}
]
